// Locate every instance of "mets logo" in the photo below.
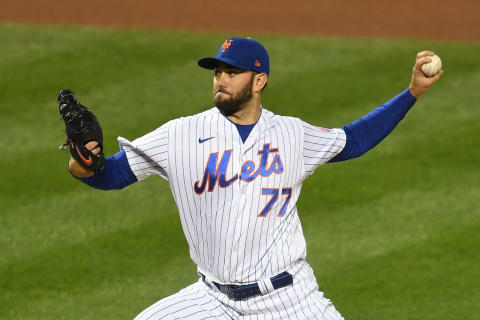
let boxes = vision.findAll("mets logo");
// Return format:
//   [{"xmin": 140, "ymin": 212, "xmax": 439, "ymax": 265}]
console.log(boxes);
[
  {"xmin": 194, "ymin": 143, "xmax": 284, "ymax": 194},
  {"xmin": 221, "ymin": 40, "xmax": 234, "ymax": 52}
]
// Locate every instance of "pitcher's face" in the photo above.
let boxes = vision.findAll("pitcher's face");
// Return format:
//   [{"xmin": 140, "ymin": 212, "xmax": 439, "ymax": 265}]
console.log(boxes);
[{"xmin": 213, "ymin": 63, "xmax": 254, "ymax": 116}]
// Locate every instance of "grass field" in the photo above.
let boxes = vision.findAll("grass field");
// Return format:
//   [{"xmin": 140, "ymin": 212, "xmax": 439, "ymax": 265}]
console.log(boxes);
[{"xmin": 1, "ymin": 23, "xmax": 479, "ymax": 320}]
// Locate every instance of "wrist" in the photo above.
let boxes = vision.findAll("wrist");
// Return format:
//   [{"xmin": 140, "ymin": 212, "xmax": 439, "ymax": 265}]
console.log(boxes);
[
  {"xmin": 408, "ymin": 86, "xmax": 421, "ymax": 99},
  {"xmin": 68, "ymin": 157, "xmax": 94, "ymax": 178}
]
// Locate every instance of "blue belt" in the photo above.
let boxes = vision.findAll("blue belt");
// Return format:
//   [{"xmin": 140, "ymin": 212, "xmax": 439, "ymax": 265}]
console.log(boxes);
[{"xmin": 200, "ymin": 271, "xmax": 293, "ymax": 300}]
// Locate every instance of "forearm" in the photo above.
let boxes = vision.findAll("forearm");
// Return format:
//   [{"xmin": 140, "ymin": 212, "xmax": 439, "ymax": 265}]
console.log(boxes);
[
  {"xmin": 330, "ymin": 88, "xmax": 417, "ymax": 162},
  {"xmin": 69, "ymin": 157, "xmax": 94, "ymax": 178},
  {"xmin": 75, "ymin": 150, "xmax": 138, "ymax": 190}
]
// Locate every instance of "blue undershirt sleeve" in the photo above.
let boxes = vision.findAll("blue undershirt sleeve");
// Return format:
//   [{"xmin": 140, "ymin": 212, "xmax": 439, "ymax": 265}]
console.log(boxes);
[
  {"xmin": 329, "ymin": 88, "xmax": 417, "ymax": 162},
  {"xmin": 78, "ymin": 149, "xmax": 138, "ymax": 190}
]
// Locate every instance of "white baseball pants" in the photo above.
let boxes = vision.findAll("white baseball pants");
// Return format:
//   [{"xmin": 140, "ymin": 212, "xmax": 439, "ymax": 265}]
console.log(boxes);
[{"xmin": 133, "ymin": 260, "xmax": 344, "ymax": 320}]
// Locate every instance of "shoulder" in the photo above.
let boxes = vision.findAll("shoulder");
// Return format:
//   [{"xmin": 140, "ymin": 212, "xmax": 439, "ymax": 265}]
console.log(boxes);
[
  {"xmin": 264, "ymin": 108, "xmax": 336, "ymax": 133},
  {"xmin": 261, "ymin": 108, "xmax": 344, "ymax": 139},
  {"xmin": 262, "ymin": 107, "xmax": 304, "ymax": 129},
  {"xmin": 169, "ymin": 107, "xmax": 221, "ymax": 127}
]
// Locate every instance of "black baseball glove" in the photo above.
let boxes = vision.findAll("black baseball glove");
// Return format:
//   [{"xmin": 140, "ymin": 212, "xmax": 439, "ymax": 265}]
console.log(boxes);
[{"xmin": 58, "ymin": 89, "xmax": 106, "ymax": 174}]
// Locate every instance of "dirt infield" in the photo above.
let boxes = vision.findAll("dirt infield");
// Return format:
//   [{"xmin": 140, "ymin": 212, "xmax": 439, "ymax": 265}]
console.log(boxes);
[{"xmin": 1, "ymin": 0, "xmax": 479, "ymax": 41}]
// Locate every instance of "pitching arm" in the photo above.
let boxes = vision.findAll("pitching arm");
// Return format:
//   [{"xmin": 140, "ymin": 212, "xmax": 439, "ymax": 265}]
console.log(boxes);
[
  {"xmin": 330, "ymin": 50, "xmax": 443, "ymax": 162},
  {"xmin": 329, "ymin": 89, "xmax": 416, "ymax": 162}
]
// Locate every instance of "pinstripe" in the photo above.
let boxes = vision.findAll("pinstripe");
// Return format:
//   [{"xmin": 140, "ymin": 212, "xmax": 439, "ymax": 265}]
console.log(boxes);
[
  {"xmin": 302, "ymin": 123, "xmax": 346, "ymax": 177},
  {"xmin": 291, "ymin": 279, "xmax": 315, "ymax": 320},
  {"xmin": 306, "ymin": 287, "xmax": 323, "ymax": 320},
  {"xmin": 258, "ymin": 293, "xmax": 275, "ymax": 320},
  {"xmin": 241, "ymin": 145, "xmax": 261, "ymax": 280},
  {"xmin": 280, "ymin": 118, "xmax": 297, "ymax": 272},
  {"xmin": 269, "ymin": 128, "xmax": 281, "ymax": 276},
  {"xmin": 215, "ymin": 118, "xmax": 226, "ymax": 277},
  {"xmin": 298, "ymin": 264, "xmax": 322, "ymax": 320},
  {"xmin": 171, "ymin": 120, "xmax": 199, "ymax": 257},
  {"xmin": 206, "ymin": 114, "xmax": 213, "ymax": 271},
  {"xmin": 255, "ymin": 137, "xmax": 278, "ymax": 278},
  {"xmin": 276, "ymin": 287, "xmax": 296, "ymax": 320},
  {"xmin": 223, "ymin": 122, "xmax": 235, "ymax": 281},
  {"xmin": 138, "ymin": 143, "xmax": 168, "ymax": 152},
  {"xmin": 246, "ymin": 151, "xmax": 267, "ymax": 276},
  {"xmin": 188, "ymin": 116, "xmax": 202, "ymax": 266},
  {"xmin": 198, "ymin": 114, "xmax": 208, "ymax": 269},
  {"xmin": 213, "ymin": 117, "xmax": 222, "ymax": 276},
  {"xmin": 178, "ymin": 118, "xmax": 198, "ymax": 262}
]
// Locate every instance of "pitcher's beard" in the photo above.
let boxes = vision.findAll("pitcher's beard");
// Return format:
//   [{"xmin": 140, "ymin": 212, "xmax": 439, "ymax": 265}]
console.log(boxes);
[{"xmin": 215, "ymin": 77, "xmax": 254, "ymax": 117}]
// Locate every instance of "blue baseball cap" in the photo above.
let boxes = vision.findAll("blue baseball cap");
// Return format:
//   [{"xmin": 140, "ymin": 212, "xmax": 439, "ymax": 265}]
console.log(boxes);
[{"xmin": 198, "ymin": 37, "xmax": 270, "ymax": 75}]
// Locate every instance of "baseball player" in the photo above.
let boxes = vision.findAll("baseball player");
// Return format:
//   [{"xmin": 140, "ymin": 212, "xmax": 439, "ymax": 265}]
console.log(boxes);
[{"xmin": 60, "ymin": 37, "xmax": 442, "ymax": 319}]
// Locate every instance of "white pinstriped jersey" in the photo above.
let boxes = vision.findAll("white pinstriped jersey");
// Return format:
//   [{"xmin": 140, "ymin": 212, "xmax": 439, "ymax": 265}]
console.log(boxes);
[{"xmin": 118, "ymin": 106, "xmax": 346, "ymax": 284}]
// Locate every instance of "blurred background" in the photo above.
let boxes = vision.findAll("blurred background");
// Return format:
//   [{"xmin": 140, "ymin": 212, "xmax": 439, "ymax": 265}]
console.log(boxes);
[{"xmin": 1, "ymin": 1, "xmax": 479, "ymax": 319}]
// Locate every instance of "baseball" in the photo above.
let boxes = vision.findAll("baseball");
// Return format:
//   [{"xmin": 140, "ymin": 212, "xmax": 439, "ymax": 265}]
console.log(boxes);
[{"xmin": 421, "ymin": 54, "xmax": 442, "ymax": 77}]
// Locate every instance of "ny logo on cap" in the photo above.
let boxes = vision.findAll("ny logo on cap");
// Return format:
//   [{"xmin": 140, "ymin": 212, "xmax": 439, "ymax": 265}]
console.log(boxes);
[{"xmin": 221, "ymin": 40, "xmax": 234, "ymax": 52}]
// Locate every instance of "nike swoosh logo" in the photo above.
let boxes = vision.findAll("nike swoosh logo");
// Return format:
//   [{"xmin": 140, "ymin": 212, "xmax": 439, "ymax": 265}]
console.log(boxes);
[
  {"xmin": 199, "ymin": 137, "xmax": 215, "ymax": 144},
  {"xmin": 75, "ymin": 145, "xmax": 93, "ymax": 166}
]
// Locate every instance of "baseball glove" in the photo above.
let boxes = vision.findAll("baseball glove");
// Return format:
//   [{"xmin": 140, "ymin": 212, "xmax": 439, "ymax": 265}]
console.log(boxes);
[{"xmin": 58, "ymin": 89, "xmax": 106, "ymax": 174}]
